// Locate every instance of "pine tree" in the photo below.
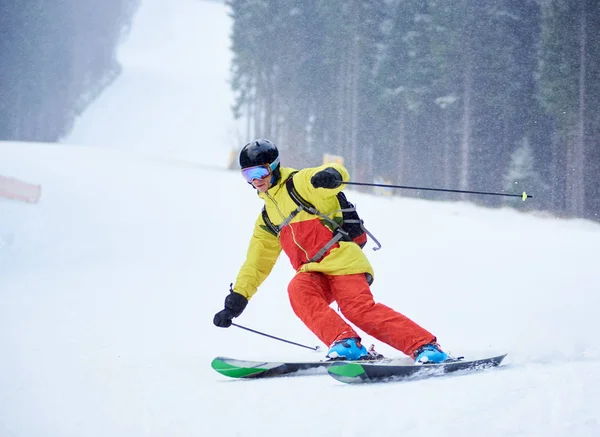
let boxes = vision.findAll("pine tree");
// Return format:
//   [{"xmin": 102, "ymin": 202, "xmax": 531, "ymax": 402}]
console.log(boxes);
[
  {"xmin": 538, "ymin": 0, "xmax": 600, "ymax": 218},
  {"xmin": 503, "ymin": 137, "xmax": 546, "ymax": 209},
  {"xmin": 0, "ymin": 0, "xmax": 138, "ymax": 142},
  {"xmin": 226, "ymin": 0, "xmax": 599, "ymax": 220}
]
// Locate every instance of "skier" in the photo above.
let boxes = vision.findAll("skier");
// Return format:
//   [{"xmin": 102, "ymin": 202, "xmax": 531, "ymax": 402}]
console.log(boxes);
[{"xmin": 213, "ymin": 139, "xmax": 449, "ymax": 363}]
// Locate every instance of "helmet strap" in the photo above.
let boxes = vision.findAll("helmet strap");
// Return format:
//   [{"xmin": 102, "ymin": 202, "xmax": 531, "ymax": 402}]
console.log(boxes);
[{"xmin": 270, "ymin": 165, "xmax": 281, "ymax": 187}]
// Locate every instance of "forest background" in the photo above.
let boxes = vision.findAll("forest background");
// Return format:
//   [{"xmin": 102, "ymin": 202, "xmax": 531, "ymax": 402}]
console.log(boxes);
[{"xmin": 2, "ymin": 0, "xmax": 599, "ymax": 220}]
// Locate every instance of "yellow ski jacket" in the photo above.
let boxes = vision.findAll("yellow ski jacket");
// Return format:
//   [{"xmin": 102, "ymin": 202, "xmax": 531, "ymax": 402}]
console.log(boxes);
[{"xmin": 233, "ymin": 164, "xmax": 374, "ymax": 299}]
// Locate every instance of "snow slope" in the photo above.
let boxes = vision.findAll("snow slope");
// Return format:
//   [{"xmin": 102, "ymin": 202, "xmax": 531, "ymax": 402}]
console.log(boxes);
[
  {"xmin": 2, "ymin": 1, "xmax": 600, "ymax": 436},
  {"xmin": 2, "ymin": 139, "xmax": 600, "ymax": 437},
  {"xmin": 63, "ymin": 0, "xmax": 238, "ymax": 165}
]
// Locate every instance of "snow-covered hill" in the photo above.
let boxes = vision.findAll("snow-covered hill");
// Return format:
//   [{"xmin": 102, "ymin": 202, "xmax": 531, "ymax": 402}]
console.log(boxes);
[
  {"xmin": 63, "ymin": 0, "xmax": 238, "ymax": 165},
  {"xmin": 2, "ymin": 1, "xmax": 599, "ymax": 436}
]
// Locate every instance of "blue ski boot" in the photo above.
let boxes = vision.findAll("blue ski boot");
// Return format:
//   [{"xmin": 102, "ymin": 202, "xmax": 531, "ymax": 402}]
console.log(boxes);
[
  {"xmin": 413, "ymin": 342, "xmax": 449, "ymax": 364},
  {"xmin": 327, "ymin": 337, "xmax": 369, "ymax": 361}
]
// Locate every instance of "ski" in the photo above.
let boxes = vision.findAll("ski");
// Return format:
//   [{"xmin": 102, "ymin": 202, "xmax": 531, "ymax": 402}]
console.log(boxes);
[
  {"xmin": 211, "ymin": 356, "xmax": 399, "ymax": 379},
  {"xmin": 327, "ymin": 354, "xmax": 507, "ymax": 384}
]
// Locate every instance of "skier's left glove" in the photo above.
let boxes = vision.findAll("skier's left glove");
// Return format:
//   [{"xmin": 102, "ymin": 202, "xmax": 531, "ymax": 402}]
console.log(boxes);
[
  {"xmin": 213, "ymin": 288, "xmax": 248, "ymax": 328},
  {"xmin": 311, "ymin": 168, "xmax": 343, "ymax": 189}
]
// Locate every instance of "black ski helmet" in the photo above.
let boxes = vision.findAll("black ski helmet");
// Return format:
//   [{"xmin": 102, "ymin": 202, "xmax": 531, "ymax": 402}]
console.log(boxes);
[
  {"xmin": 239, "ymin": 139, "xmax": 279, "ymax": 169},
  {"xmin": 239, "ymin": 139, "xmax": 281, "ymax": 185}
]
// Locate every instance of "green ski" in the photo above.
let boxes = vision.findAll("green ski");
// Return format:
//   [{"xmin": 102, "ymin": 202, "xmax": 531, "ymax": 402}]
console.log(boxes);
[
  {"xmin": 211, "ymin": 356, "xmax": 397, "ymax": 379},
  {"xmin": 211, "ymin": 356, "xmax": 332, "ymax": 379}
]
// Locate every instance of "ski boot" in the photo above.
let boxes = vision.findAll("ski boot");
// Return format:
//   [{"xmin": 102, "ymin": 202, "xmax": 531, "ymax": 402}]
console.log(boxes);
[
  {"xmin": 366, "ymin": 344, "xmax": 385, "ymax": 360},
  {"xmin": 413, "ymin": 342, "xmax": 449, "ymax": 364},
  {"xmin": 327, "ymin": 337, "xmax": 369, "ymax": 361}
]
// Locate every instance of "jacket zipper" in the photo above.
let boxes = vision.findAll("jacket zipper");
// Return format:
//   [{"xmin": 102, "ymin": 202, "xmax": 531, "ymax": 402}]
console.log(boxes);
[{"xmin": 266, "ymin": 192, "xmax": 311, "ymax": 262}]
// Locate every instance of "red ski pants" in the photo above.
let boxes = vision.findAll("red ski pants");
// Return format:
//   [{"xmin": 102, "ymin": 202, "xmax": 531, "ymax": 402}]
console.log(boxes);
[{"xmin": 287, "ymin": 272, "xmax": 435, "ymax": 357}]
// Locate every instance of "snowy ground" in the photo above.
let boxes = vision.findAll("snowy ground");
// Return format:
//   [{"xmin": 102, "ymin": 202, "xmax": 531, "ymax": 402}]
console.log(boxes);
[{"xmin": 2, "ymin": 1, "xmax": 600, "ymax": 436}]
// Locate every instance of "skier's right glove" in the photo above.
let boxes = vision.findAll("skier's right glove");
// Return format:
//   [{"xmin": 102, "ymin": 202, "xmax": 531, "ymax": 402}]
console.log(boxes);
[{"xmin": 213, "ymin": 289, "xmax": 248, "ymax": 328}]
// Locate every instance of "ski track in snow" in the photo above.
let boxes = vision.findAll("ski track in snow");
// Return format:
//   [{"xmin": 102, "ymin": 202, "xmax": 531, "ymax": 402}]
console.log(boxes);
[{"xmin": 2, "ymin": 1, "xmax": 600, "ymax": 436}]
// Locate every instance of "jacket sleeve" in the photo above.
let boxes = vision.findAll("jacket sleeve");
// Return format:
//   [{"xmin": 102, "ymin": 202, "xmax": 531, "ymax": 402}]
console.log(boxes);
[
  {"xmin": 294, "ymin": 163, "xmax": 350, "ymax": 200},
  {"xmin": 232, "ymin": 213, "xmax": 282, "ymax": 299}
]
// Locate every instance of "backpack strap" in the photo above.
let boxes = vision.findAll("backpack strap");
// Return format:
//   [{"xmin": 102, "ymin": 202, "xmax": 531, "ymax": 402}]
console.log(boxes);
[
  {"xmin": 285, "ymin": 175, "xmax": 357, "ymax": 262},
  {"xmin": 307, "ymin": 231, "xmax": 346, "ymax": 263},
  {"xmin": 262, "ymin": 172, "xmax": 379, "ymax": 262},
  {"xmin": 360, "ymin": 225, "xmax": 382, "ymax": 250},
  {"xmin": 259, "ymin": 173, "xmax": 305, "ymax": 237},
  {"xmin": 261, "ymin": 207, "xmax": 279, "ymax": 236},
  {"xmin": 285, "ymin": 174, "xmax": 318, "ymax": 214},
  {"xmin": 286, "ymin": 175, "xmax": 347, "ymax": 234},
  {"xmin": 287, "ymin": 175, "xmax": 380, "ymax": 251}
]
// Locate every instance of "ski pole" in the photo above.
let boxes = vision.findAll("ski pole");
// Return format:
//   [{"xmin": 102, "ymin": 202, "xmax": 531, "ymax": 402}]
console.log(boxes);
[
  {"xmin": 344, "ymin": 181, "xmax": 532, "ymax": 201},
  {"xmin": 232, "ymin": 323, "xmax": 321, "ymax": 351}
]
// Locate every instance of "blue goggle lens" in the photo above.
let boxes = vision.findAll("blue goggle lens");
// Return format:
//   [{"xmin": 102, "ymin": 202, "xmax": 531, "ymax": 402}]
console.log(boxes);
[
  {"xmin": 241, "ymin": 157, "xmax": 279, "ymax": 182},
  {"xmin": 242, "ymin": 165, "xmax": 270, "ymax": 182}
]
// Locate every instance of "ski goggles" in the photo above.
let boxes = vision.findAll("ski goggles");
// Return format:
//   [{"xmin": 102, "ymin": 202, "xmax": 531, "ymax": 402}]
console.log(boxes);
[{"xmin": 241, "ymin": 157, "xmax": 280, "ymax": 183}]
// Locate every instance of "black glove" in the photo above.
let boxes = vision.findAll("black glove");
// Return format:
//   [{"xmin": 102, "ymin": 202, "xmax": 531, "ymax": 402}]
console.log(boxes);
[
  {"xmin": 311, "ymin": 168, "xmax": 343, "ymax": 189},
  {"xmin": 213, "ymin": 289, "xmax": 248, "ymax": 328}
]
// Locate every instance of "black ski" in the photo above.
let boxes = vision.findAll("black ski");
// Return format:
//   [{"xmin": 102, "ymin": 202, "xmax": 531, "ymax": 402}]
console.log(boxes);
[{"xmin": 328, "ymin": 354, "xmax": 507, "ymax": 384}]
